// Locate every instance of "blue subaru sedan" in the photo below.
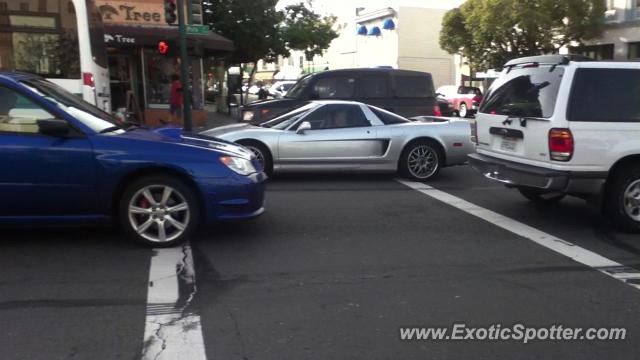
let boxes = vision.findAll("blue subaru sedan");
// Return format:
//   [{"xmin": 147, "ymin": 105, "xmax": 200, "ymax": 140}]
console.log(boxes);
[{"xmin": 0, "ymin": 72, "xmax": 266, "ymax": 247}]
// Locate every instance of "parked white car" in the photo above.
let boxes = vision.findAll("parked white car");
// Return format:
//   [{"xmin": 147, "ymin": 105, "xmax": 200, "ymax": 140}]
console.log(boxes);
[
  {"xmin": 268, "ymin": 81, "xmax": 297, "ymax": 98},
  {"xmin": 469, "ymin": 55, "xmax": 640, "ymax": 231}
]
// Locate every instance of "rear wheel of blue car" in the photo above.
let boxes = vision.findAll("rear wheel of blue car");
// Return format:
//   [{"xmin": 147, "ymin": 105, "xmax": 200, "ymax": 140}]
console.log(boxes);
[
  {"xmin": 400, "ymin": 140, "xmax": 442, "ymax": 181},
  {"xmin": 119, "ymin": 175, "xmax": 199, "ymax": 247}
]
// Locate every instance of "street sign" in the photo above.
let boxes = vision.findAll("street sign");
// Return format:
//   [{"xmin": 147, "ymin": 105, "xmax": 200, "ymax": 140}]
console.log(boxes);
[{"xmin": 186, "ymin": 24, "xmax": 210, "ymax": 35}]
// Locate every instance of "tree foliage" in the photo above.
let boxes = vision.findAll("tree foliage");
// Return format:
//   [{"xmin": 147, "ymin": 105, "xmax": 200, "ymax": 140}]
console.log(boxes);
[
  {"xmin": 204, "ymin": 0, "xmax": 287, "ymax": 65},
  {"xmin": 281, "ymin": 2, "xmax": 338, "ymax": 61},
  {"xmin": 204, "ymin": 0, "xmax": 337, "ymax": 65},
  {"xmin": 440, "ymin": 0, "xmax": 605, "ymax": 70}
]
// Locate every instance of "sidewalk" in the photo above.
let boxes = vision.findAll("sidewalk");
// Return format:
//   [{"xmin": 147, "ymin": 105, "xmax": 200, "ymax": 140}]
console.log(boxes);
[{"xmin": 195, "ymin": 104, "xmax": 238, "ymax": 132}]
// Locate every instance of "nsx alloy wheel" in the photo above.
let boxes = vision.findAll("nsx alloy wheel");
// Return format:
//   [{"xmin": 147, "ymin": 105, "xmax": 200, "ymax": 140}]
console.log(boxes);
[
  {"xmin": 120, "ymin": 176, "xmax": 199, "ymax": 247},
  {"xmin": 400, "ymin": 141, "xmax": 442, "ymax": 181},
  {"xmin": 623, "ymin": 179, "xmax": 640, "ymax": 221}
]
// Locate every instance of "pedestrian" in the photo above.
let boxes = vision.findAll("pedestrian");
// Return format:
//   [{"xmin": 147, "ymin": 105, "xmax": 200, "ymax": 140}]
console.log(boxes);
[{"xmin": 170, "ymin": 74, "xmax": 183, "ymax": 123}]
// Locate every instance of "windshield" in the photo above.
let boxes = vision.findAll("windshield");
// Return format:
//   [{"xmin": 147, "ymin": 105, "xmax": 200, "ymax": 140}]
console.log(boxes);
[
  {"xmin": 22, "ymin": 78, "xmax": 120, "ymax": 132},
  {"xmin": 261, "ymin": 103, "xmax": 319, "ymax": 129},
  {"xmin": 285, "ymin": 75, "xmax": 312, "ymax": 99},
  {"xmin": 479, "ymin": 66, "xmax": 564, "ymax": 118}
]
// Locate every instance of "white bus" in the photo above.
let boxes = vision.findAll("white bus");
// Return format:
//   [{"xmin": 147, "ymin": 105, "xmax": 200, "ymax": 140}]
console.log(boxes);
[{"xmin": 0, "ymin": 0, "xmax": 110, "ymax": 112}]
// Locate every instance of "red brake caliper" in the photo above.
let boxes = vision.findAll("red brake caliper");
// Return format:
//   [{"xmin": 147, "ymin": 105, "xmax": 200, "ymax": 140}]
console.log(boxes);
[{"xmin": 139, "ymin": 197, "xmax": 151, "ymax": 209}]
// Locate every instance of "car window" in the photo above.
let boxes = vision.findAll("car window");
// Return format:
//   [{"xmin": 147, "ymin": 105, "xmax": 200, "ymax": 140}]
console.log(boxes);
[
  {"xmin": 368, "ymin": 106, "xmax": 410, "ymax": 124},
  {"xmin": 568, "ymin": 68, "xmax": 640, "ymax": 122},
  {"xmin": 285, "ymin": 75, "xmax": 312, "ymax": 99},
  {"xmin": 479, "ymin": 66, "xmax": 564, "ymax": 118},
  {"xmin": 262, "ymin": 103, "xmax": 319, "ymax": 129},
  {"xmin": 0, "ymin": 86, "xmax": 57, "ymax": 135},
  {"xmin": 395, "ymin": 75, "xmax": 434, "ymax": 98},
  {"xmin": 300, "ymin": 104, "xmax": 370, "ymax": 130},
  {"xmin": 313, "ymin": 77, "xmax": 356, "ymax": 99},
  {"xmin": 360, "ymin": 75, "xmax": 389, "ymax": 98}
]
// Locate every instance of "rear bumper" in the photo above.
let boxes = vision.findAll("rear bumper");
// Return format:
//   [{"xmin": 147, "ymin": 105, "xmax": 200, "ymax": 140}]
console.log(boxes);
[{"xmin": 468, "ymin": 153, "xmax": 606, "ymax": 194}]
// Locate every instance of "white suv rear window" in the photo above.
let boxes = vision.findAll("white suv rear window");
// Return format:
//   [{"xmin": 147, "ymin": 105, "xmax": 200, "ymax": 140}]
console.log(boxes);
[{"xmin": 479, "ymin": 66, "xmax": 564, "ymax": 118}]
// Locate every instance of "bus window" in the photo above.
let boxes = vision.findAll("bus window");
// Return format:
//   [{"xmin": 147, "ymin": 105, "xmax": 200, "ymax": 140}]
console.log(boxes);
[{"xmin": 0, "ymin": 0, "xmax": 81, "ymax": 79}]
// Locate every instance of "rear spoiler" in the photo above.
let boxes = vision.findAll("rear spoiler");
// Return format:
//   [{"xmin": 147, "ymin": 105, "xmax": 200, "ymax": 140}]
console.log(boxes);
[{"xmin": 503, "ymin": 54, "xmax": 593, "ymax": 71}]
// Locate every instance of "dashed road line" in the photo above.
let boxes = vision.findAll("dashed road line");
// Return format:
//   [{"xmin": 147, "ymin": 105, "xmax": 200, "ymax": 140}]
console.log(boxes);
[
  {"xmin": 141, "ymin": 244, "xmax": 207, "ymax": 360},
  {"xmin": 397, "ymin": 179, "xmax": 640, "ymax": 291}
]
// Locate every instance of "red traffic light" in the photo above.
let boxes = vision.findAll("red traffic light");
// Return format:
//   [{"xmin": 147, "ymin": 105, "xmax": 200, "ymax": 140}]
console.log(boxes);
[{"xmin": 158, "ymin": 41, "xmax": 170, "ymax": 55}]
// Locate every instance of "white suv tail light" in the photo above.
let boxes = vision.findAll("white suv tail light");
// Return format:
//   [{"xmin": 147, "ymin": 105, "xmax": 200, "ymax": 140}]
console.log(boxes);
[{"xmin": 549, "ymin": 128, "xmax": 573, "ymax": 161}]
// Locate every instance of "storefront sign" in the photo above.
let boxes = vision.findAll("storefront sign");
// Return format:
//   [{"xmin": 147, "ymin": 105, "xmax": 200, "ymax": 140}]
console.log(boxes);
[
  {"xmin": 104, "ymin": 33, "xmax": 136, "ymax": 45},
  {"xmin": 96, "ymin": 0, "xmax": 165, "ymax": 25}
]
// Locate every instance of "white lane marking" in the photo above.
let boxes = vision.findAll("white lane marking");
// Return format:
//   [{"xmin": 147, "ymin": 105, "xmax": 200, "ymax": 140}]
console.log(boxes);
[
  {"xmin": 397, "ymin": 179, "xmax": 640, "ymax": 291},
  {"xmin": 142, "ymin": 244, "xmax": 207, "ymax": 360}
]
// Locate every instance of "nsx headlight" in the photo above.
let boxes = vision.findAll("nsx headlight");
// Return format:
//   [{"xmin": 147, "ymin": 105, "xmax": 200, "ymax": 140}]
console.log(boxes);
[
  {"xmin": 242, "ymin": 110, "xmax": 254, "ymax": 121},
  {"xmin": 220, "ymin": 156, "xmax": 256, "ymax": 175}
]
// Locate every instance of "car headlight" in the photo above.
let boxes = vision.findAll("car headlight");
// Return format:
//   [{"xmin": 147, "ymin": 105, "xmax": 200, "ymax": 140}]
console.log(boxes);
[
  {"xmin": 242, "ymin": 110, "xmax": 254, "ymax": 121},
  {"xmin": 220, "ymin": 156, "xmax": 256, "ymax": 175}
]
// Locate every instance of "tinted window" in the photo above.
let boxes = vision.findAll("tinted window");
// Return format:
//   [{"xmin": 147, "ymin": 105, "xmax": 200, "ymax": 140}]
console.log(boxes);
[
  {"xmin": 369, "ymin": 106, "xmax": 409, "ymax": 125},
  {"xmin": 262, "ymin": 103, "xmax": 319, "ymax": 129},
  {"xmin": 568, "ymin": 68, "xmax": 640, "ymax": 122},
  {"xmin": 285, "ymin": 75, "xmax": 312, "ymax": 99},
  {"xmin": 360, "ymin": 75, "xmax": 389, "ymax": 98},
  {"xmin": 0, "ymin": 86, "xmax": 56, "ymax": 134},
  {"xmin": 314, "ymin": 76, "xmax": 356, "ymax": 99},
  {"xmin": 395, "ymin": 75, "xmax": 434, "ymax": 98},
  {"xmin": 479, "ymin": 66, "xmax": 564, "ymax": 118},
  {"xmin": 301, "ymin": 104, "xmax": 370, "ymax": 130}
]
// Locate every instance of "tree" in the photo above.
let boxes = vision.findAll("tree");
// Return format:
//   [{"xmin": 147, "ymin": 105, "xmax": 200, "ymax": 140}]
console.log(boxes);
[
  {"xmin": 203, "ymin": 0, "xmax": 338, "ymax": 89},
  {"xmin": 440, "ymin": 0, "xmax": 605, "ymax": 71},
  {"xmin": 204, "ymin": 0, "xmax": 288, "ymax": 96},
  {"xmin": 281, "ymin": 2, "xmax": 338, "ymax": 64}
]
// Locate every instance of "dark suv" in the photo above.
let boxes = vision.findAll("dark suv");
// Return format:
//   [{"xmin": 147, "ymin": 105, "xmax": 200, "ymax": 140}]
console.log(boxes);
[{"xmin": 240, "ymin": 68, "xmax": 439, "ymax": 124}]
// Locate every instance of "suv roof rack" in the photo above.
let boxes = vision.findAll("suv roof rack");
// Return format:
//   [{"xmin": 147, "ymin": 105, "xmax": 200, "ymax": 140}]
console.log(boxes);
[{"xmin": 503, "ymin": 54, "xmax": 593, "ymax": 68}]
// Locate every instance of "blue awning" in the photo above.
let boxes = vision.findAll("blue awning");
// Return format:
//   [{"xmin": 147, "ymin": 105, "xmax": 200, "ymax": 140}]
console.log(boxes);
[
  {"xmin": 357, "ymin": 25, "xmax": 368, "ymax": 35},
  {"xmin": 367, "ymin": 26, "xmax": 381, "ymax": 36},
  {"xmin": 382, "ymin": 18, "xmax": 395, "ymax": 30}
]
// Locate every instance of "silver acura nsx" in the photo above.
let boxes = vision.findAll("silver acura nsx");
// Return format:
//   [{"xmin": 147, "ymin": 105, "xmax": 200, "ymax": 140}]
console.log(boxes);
[{"xmin": 201, "ymin": 101, "xmax": 473, "ymax": 181}]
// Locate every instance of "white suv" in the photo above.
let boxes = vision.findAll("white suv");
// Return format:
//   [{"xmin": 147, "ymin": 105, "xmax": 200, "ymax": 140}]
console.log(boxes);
[{"xmin": 469, "ymin": 55, "xmax": 640, "ymax": 231}]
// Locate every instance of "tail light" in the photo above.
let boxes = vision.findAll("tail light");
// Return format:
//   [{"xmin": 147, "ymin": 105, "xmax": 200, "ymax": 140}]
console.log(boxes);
[
  {"xmin": 472, "ymin": 95, "xmax": 482, "ymax": 106},
  {"xmin": 433, "ymin": 104, "xmax": 442, "ymax": 117},
  {"xmin": 549, "ymin": 128, "xmax": 573, "ymax": 161},
  {"xmin": 83, "ymin": 72, "xmax": 94, "ymax": 87},
  {"xmin": 470, "ymin": 119, "xmax": 478, "ymax": 145}
]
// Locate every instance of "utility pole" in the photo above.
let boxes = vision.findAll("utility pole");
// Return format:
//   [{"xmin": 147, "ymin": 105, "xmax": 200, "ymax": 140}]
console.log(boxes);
[{"xmin": 177, "ymin": 0, "xmax": 192, "ymax": 132}]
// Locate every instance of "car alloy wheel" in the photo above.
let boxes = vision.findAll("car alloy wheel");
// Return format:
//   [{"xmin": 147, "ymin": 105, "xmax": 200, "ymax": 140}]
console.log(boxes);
[
  {"xmin": 623, "ymin": 179, "xmax": 640, "ymax": 221},
  {"xmin": 407, "ymin": 144, "xmax": 439, "ymax": 180},
  {"xmin": 127, "ymin": 185, "xmax": 190, "ymax": 243}
]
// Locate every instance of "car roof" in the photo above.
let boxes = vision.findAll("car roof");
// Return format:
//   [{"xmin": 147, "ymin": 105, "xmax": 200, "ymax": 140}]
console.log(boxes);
[
  {"xmin": 309, "ymin": 68, "xmax": 432, "ymax": 77},
  {"xmin": 0, "ymin": 71, "xmax": 39, "ymax": 82},
  {"xmin": 309, "ymin": 100, "xmax": 365, "ymax": 106}
]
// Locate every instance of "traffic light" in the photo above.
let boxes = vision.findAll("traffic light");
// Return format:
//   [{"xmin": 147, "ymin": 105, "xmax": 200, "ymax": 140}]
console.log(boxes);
[
  {"xmin": 164, "ymin": 0, "xmax": 177, "ymax": 25},
  {"xmin": 157, "ymin": 40, "xmax": 176, "ymax": 56}
]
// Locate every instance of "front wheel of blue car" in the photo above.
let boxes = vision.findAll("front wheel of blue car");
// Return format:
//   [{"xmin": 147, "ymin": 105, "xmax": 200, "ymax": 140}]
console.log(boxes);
[{"xmin": 119, "ymin": 175, "xmax": 200, "ymax": 247}]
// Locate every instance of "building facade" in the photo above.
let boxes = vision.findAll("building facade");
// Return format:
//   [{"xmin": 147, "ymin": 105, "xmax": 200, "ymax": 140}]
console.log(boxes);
[
  {"xmin": 573, "ymin": 0, "xmax": 640, "ymax": 60},
  {"xmin": 324, "ymin": 3, "xmax": 464, "ymax": 89},
  {"xmin": 96, "ymin": 0, "xmax": 233, "ymax": 125}
]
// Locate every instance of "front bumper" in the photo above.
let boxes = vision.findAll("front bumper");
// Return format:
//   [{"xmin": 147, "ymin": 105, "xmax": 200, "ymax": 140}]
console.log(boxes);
[
  {"xmin": 468, "ymin": 153, "xmax": 606, "ymax": 194},
  {"xmin": 197, "ymin": 171, "xmax": 267, "ymax": 222}
]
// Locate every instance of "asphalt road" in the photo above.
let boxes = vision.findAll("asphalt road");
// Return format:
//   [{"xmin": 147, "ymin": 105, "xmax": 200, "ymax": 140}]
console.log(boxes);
[{"xmin": 2, "ymin": 165, "xmax": 640, "ymax": 359}]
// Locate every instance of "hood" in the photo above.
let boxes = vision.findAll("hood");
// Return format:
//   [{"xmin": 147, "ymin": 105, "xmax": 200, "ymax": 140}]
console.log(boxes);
[
  {"xmin": 200, "ymin": 123, "xmax": 259, "ymax": 138},
  {"xmin": 116, "ymin": 126, "xmax": 254, "ymax": 159},
  {"xmin": 243, "ymin": 97, "xmax": 301, "ymax": 109}
]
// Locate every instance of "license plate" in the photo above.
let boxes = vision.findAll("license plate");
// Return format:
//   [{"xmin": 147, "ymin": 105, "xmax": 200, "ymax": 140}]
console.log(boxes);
[{"xmin": 500, "ymin": 137, "xmax": 517, "ymax": 152}]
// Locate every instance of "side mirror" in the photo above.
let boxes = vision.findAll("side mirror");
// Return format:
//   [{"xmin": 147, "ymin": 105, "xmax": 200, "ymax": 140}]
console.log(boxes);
[
  {"xmin": 37, "ymin": 119, "xmax": 70, "ymax": 137},
  {"xmin": 296, "ymin": 121, "xmax": 311, "ymax": 134}
]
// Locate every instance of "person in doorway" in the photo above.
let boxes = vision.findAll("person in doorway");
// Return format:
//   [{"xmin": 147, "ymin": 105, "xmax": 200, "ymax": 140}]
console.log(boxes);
[{"xmin": 170, "ymin": 74, "xmax": 183, "ymax": 123}]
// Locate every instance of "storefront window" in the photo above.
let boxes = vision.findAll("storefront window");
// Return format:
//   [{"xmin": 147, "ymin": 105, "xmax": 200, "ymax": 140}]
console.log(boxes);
[{"xmin": 143, "ymin": 49, "xmax": 177, "ymax": 107}]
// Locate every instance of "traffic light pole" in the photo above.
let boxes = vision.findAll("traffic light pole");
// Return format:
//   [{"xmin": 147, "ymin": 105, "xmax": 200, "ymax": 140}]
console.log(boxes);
[{"xmin": 177, "ymin": 0, "xmax": 192, "ymax": 132}]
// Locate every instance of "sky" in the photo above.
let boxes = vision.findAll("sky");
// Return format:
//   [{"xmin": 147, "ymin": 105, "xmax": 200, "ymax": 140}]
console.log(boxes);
[{"xmin": 277, "ymin": 0, "xmax": 467, "ymax": 17}]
